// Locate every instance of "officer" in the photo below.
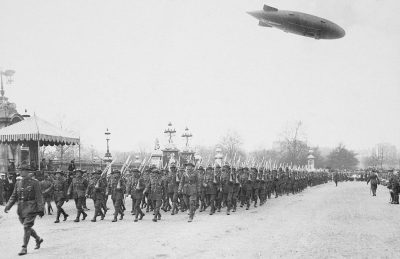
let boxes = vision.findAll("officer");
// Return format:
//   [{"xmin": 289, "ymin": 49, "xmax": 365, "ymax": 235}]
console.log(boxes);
[
  {"xmin": 4, "ymin": 166, "xmax": 44, "ymax": 256},
  {"xmin": 68, "ymin": 169, "xmax": 88, "ymax": 222},
  {"xmin": 107, "ymin": 170, "xmax": 126, "ymax": 222},
  {"xmin": 53, "ymin": 170, "xmax": 69, "ymax": 223},
  {"xmin": 127, "ymin": 168, "xmax": 145, "ymax": 222}
]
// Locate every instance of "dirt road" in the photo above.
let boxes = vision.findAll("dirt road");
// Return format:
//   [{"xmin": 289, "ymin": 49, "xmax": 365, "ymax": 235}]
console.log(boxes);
[{"xmin": 1, "ymin": 181, "xmax": 399, "ymax": 258}]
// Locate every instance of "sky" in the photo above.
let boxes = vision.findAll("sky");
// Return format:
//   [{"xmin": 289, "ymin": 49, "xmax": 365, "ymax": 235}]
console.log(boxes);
[{"xmin": 0, "ymin": 0, "xmax": 399, "ymax": 153}]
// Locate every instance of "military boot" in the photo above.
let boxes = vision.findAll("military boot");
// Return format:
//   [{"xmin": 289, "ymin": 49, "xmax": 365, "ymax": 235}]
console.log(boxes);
[
  {"xmin": 152, "ymin": 215, "xmax": 157, "ymax": 222},
  {"xmin": 112, "ymin": 216, "xmax": 118, "ymax": 222},
  {"xmin": 74, "ymin": 212, "xmax": 81, "ymax": 222},
  {"xmin": 63, "ymin": 211, "xmax": 69, "ymax": 221},
  {"xmin": 29, "ymin": 228, "xmax": 42, "ymax": 250},
  {"xmin": 139, "ymin": 211, "xmax": 145, "ymax": 220},
  {"xmin": 171, "ymin": 202, "xmax": 177, "ymax": 215},
  {"xmin": 20, "ymin": 228, "xmax": 31, "ymax": 255},
  {"xmin": 82, "ymin": 211, "xmax": 87, "ymax": 220},
  {"xmin": 54, "ymin": 211, "xmax": 61, "ymax": 223},
  {"xmin": 18, "ymin": 247, "xmax": 27, "ymax": 256}
]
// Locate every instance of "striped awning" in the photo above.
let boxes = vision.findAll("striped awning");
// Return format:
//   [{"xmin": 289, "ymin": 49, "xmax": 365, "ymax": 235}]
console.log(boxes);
[{"xmin": 0, "ymin": 115, "xmax": 79, "ymax": 145}]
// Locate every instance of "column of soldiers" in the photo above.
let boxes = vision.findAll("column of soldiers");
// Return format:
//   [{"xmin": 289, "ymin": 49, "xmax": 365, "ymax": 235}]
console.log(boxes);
[{"xmin": 4, "ymin": 162, "xmax": 330, "ymax": 225}]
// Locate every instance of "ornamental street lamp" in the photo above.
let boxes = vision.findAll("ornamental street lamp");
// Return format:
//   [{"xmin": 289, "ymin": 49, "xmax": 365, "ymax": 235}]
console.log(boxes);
[
  {"xmin": 104, "ymin": 128, "xmax": 112, "ymax": 163},
  {"xmin": 0, "ymin": 69, "xmax": 15, "ymax": 101},
  {"xmin": 164, "ymin": 122, "xmax": 176, "ymax": 144},
  {"xmin": 181, "ymin": 127, "xmax": 193, "ymax": 150}
]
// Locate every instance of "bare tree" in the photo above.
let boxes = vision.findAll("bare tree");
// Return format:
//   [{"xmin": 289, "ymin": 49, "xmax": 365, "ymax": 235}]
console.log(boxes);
[
  {"xmin": 218, "ymin": 131, "xmax": 245, "ymax": 164},
  {"xmin": 279, "ymin": 121, "xmax": 308, "ymax": 166},
  {"xmin": 373, "ymin": 143, "xmax": 397, "ymax": 169}
]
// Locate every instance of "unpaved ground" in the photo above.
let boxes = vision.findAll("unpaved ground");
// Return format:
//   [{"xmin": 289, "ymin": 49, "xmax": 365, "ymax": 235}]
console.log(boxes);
[{"xmin": 1, "ymin": 181, "xmax": 399, "ymax": 259}]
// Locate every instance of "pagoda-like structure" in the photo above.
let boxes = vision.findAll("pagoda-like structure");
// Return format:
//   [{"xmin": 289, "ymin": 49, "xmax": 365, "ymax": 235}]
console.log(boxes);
[{"xmin": 161, "ymin": 122, "xmax": 179, "ymax": 167}]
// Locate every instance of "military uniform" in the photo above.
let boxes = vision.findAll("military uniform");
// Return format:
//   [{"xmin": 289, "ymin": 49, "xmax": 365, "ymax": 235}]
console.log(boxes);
[
  {"xmin": 252, "ymin": 168, "xmax": 260, "ymax": 207},
  {"xmin": 231, "ymin": 168, "xmax": 241, "ymax": 212},
  {"xmin": 53, "ymin": 171, "xmax": 69, "ymax": 223},
  {"xmin": 5, "ymin": 168, "xmax": 44, "ymax": 256},
  {"xmin": 366, "ymin": 172, "xmax": 380, "ymax": 196},
  {"xmin": 205, "ymin": 166, "xmax": 217, "ymax": 215},
  {"xmin": 40, "ymin": 176, "xmax": 53, "ymax": 215},
  {"xmin": 108, "ymin": 170, "xmax": 126, "ymax": 222},
  {"xmin": 220, "ymin": 165, "xmax": 234, "ymax": 215},
  {"xmin": 167, "ymin": 164, "xmax": 180, "ymax": 215},
  {"xmin": 179, "ymin": 163, "xmax": 199, "ymax": 222},
  {"xmin": 68, "ymin": 170, "xmax": 89, "ymax": 222},
  {"xmin": 145, "ymin": 167, "xmax": 165, "ymax": 222},
  {"xmin": 127, "ymin": 169, "xmax": 145, "ymax": 222},
  {"xmin": 87, "ymin": 171, "xmax": 107, "ymax": 222},
  {"xmin": 243, "ymin": 168, "xmax": 253, "ymax": 210}
]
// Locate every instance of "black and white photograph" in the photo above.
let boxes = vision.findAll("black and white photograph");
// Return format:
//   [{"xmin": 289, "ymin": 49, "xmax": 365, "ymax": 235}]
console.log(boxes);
[{"xmin": 0, "ymin": 0, "xmax": 399, "ymax": 258}]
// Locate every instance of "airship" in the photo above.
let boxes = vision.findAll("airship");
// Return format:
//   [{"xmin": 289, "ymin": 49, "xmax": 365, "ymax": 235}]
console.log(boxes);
[{"xmin": 247, "ymin": 5, "xmax": 345, "ymax": 40}]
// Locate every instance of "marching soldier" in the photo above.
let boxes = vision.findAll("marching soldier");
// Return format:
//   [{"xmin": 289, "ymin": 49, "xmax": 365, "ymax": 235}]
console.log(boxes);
[
  {"xmin": 4, "ymin": 166, "xmax": 44, "ymax": 256},
  {"xmin": 179, "ymin": 162, "xmax": 199, "ymax": 222},
  {"xmin": 167, "ymin": 163, "xmax": 180, "ymax": 215},
  {"xmin": 198, "ymin": 166, "xmax": 207, "ymax": 212},
  {"xmin": 144, "ymin": 166, "xmax": 165, "ymax": 222},
  {"xmin": 252, "ymin": 168, "xmax": 260, "ymax": 207},
  {"xmin": 259, "ymin": 169, "xmax": 267, "ymax": 205},
  {"xmin": 53, "ymin": 170, "xmax": 69, "ymax": 223},
  {"xmin": 232, "ymin": 167, "xmax": 241, "ymax": 212},
  {"xmin": 40, "ymin": 173, "xmax": 54, "ymax": 215},
  {"xmin": 243, "ymin": 167, "xmax": 253, "ymax": 210},
  {"xmin": 205, "ymin": 165, "xmax": 217, "ymax": 215},
  {"xmin": 127, "ymin": 168, "xmax": 145, "ymax": 222},
  {"xmin": 220, "ymin": 165, "xmax": 234, "ymax": 215},
  {"xmin": 87, "ymin": 170, "xmax": 107, "ymax": 222},
  {"xmin": 108, "ymin": 170, "xmax": 126, "ymax": 222},
  {"xmin": 68, "ymin": 170, "xmax": 89, "ymax": 222}
]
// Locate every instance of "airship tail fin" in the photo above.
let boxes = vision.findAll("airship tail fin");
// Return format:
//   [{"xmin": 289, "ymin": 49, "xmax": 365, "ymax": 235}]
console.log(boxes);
[
  {"xmin": 258, "ymin": 21, "xmax": 272, "ymax": 27},
  {"xmin": 263, "ymin": 5, "xmax": 278, "ymax": 12}
]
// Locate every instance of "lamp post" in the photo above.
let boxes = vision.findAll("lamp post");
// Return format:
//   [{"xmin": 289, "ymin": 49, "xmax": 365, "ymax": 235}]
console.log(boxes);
[
  {"xmin": 0, "ymin": 69, "xmax": 15, "ymax": 103},
  {"xmin": 181, "ymin": 127, "xmax": 193, "ymax": 150},
  {"xmin": 104, "ymin": 128, "xmax": 112, "ymax": 163},
  {"xmin": 164, "ymin": 122, "xmax": 176, "ymax": 144}
]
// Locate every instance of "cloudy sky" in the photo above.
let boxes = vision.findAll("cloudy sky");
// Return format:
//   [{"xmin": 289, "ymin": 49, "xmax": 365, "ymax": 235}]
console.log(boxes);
[{"xmin": 1, "ymin": 0, "xmax": 399, "ymax": 152}]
